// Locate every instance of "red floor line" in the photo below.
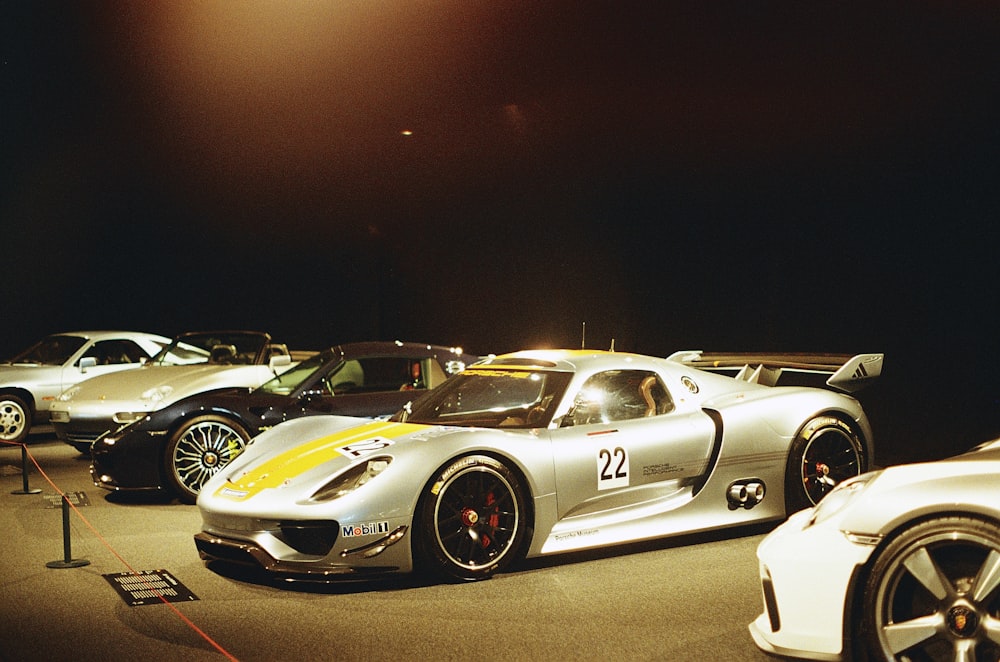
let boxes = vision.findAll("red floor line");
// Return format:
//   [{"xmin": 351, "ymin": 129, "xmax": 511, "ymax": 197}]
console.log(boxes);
[{"xmin": 5, "ymin": 440, "xmax": 239, "ymax": 661}]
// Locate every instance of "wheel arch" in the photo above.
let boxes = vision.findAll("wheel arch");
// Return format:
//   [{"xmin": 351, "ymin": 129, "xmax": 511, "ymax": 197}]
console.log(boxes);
[
  {"xmin": 789, "ymin": 408, "xmax": 873, "ymax": 472},
  {"xmin": 411, "ymin": 449, "xmax": 537, "ymax": 562},
  {"xmin": 0, "ymin": 387, "xmax": 36, "ymax": 415}
]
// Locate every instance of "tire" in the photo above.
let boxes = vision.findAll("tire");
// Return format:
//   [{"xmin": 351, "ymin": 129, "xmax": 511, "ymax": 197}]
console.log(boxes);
[
  {"xmin": 860, "ymin": 516, "xmax": 1000, "ymax": 661},
  {"xmin": 0, "ymin": 394, "xmax": 31, "ymax": 444},
  {"xmin": 415, "ymin": 455, "xmax": 528, "ymax": 581},
  {"xmin": 785, "ymin": 415, "xmax": 865, "ymax": 513},
  {"xmin": 164, "ymin": 415, "xmax": 250, "ymax": 504}
]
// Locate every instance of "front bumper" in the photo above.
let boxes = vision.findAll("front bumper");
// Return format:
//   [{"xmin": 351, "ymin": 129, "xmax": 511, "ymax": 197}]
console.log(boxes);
[
  {"xmin": 194, "ymin": 522, "xmax": 411, "ymax": 580},
  {"xmin": 90, "ymin": 429, "xmax": 165, "ymax": 491},
  {"xmin": 749, "ymin": 509, "xmax": 877, "ymax": 661}
]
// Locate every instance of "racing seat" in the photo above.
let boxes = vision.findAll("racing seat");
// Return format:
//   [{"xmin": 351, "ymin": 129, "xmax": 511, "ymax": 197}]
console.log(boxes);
[{"xmin": 210, "ymin": 344, "xmax": 238, "ymax": 365}]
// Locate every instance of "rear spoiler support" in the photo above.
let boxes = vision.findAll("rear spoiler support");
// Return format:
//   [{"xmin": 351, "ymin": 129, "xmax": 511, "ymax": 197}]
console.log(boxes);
[{"xmin": 667, "ymin": 351, "xmax": 884, "ymax": 393}]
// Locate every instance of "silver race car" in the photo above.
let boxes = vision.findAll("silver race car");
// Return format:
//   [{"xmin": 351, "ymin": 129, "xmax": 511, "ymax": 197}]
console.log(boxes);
[
  {"xmin": 195, "ymin": 348, "xmax": 882, "ymax": 582},
  {"xmin": 750, "ymin": 439, "xmax": 1000, "ymax": 662}
]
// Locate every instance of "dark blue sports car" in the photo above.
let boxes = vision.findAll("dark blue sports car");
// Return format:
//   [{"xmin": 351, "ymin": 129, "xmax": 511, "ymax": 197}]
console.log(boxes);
[{"xmin": 90, "ymin": 341, "xmax": 479, "ymax": 503}]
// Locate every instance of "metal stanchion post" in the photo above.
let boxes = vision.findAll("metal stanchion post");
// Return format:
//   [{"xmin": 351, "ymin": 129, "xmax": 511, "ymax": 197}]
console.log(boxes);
[
  {"xmin": 11, "ymin": 444, "xmax": 41, "ymax": 495},
  {"xmin": 46, "ymin": 493, "xmax": 90, "ymax": 569}
]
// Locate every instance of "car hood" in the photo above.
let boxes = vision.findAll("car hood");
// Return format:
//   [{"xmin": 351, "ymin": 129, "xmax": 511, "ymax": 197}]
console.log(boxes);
[
  {"xmin": 0, "ymin": 363, "xmax": 62, "ymax": 385},
  {"xmin": 204, "ymin": 417, "xmax": 432, "ymax": 501},
  {"xmin": 54, "ymin": 364, "xmax": 275, "ymax": 409},
  {"xmin": 201, "ymin": 415, "xmax": 494, "ymax": 508}
]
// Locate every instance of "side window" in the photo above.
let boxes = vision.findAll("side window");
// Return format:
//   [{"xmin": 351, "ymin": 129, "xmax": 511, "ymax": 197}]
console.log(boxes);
[
  {"xmin": 569, "ymin": 370, "xmax": 674, "ymax": 426},
  {"xmin": 327, "ymin": 357, "xmax": 428, "ymax": 394},
  {"xmin": 83, "ymin": 340, "xmax": 148, "ymax": 365}
]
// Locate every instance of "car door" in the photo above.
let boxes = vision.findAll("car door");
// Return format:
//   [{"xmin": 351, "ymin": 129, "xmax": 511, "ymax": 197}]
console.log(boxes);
[{"xmin": 550, "ymin": 368, "xmax": 717, "ymax": 521}]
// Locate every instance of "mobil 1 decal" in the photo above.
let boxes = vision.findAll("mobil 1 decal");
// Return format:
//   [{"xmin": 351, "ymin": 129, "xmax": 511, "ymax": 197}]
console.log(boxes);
[{"xmin": 597, "ymin": 446, "xmax": 629, "ymax": 490}]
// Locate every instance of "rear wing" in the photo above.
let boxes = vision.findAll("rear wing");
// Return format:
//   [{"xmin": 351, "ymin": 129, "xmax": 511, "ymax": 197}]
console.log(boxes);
[{"xmin": 666, "ymin": 351, "xmax": 884, "ymax": 394}]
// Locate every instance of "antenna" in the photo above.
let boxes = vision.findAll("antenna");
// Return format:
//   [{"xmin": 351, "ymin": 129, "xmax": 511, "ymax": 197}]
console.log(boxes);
[
  {"xmin": 581, "ymin": 321, "xmax": 586, "ymax": 349},
  {"xmin": 610, "ymin": 338, "xmax": 615, "ymax": 352}
]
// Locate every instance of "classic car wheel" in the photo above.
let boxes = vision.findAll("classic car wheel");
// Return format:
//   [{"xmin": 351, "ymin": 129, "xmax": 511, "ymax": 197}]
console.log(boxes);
[
  {"xmin": 0, "ymin": 394, "xmax": 31, "ymax": 443},
  {"xmin": 416, "ymin": 455, "xmax": 528, "ymax": 582},
  {"xmin": 861, "ymin": 516, "xmax": 1000, "ymax": 662},
  {"xmin": 785, "ymin": 415, "xmax": 864, "ymax": 513},
  {"xmin": 164, "ymin": 416, "xmax": 249, "ymax": 504}
]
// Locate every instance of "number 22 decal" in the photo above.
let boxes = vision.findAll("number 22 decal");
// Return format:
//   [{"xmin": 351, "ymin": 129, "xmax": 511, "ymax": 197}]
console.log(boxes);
[{"xmin": 597, "ymin": 446, "xmax": 629, "ymax": 490}]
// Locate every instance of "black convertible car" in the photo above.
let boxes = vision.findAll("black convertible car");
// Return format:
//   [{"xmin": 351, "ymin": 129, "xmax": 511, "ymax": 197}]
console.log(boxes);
[{"xmin": 90, "ymin": 341, "xmax": 479, "ymax": 503}]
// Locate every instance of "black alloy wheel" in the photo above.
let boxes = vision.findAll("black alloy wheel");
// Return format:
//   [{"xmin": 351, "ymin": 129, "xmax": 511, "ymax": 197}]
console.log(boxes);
[
  {"xmin": 785, "ymin": 415, "xmax": 865, "ymax": 513},
  {"xmin": 417, "ymin": 455, "xmax": 528, "ymax": 581}
]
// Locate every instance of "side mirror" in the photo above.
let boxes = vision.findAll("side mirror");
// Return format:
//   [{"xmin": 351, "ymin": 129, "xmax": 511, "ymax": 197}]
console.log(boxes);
[
  {"xmin": 79, "ymin": 356, "xmax": 97, "ymax": 373},
  {"xmin": 269, "ymin": 354, "xmax": 291, "ymax": 371}
]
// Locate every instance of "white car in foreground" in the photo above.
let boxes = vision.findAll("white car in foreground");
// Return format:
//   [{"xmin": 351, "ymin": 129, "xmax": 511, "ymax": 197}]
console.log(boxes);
[
  {"xmin": 0, "ymin": 331, "xmax": 170, "ymax": 443},
  {"xmin": 750, "ymin": 439, "xmax": 1000, "ymax": 661}
]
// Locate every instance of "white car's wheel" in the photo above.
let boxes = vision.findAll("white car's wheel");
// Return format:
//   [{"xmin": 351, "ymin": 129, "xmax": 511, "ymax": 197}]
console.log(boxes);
[
  {"xmin": 0, "ymin": 395, "xmax": 31, "ymax": 443},
  {"xmin": 416, "ymin": 455, "xmax": 529, "ymax": 582},
  {"xmin": 785, "ymin": 415, "xmax": 865, "ymax": 513},
  {"xmin": 862, "ymin": 516, "xmax": 1000, "ymax": 661},
  {"xmin": 164, "ymin": 416, "xmax": 249, "ymax": 504}
]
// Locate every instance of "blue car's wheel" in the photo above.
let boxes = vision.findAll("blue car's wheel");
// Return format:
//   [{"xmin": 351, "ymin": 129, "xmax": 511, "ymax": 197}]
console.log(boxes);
[
  {"xmin": 164, "ymin": 415, "xmax": 249, "ymax": 504},
  {"xmin": 416, "ymin": 455, "xmax": 528, "ymax": 582},
  {"xmin": 862, "ymin": 516, "xmax": 1000, "ymax": 662}
]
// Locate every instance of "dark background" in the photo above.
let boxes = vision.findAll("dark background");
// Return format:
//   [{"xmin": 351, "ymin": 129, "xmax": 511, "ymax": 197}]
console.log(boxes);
[{"xmin": 4, "ymin": 1, "xmax": 999, "ymax": 464}]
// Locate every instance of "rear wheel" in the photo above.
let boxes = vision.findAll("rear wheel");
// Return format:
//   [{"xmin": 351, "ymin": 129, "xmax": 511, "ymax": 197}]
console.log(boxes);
[
  {"xmin": 785, "ymin": 415, "xmax": 865, "ymax": 513},
  {"xmin": 861, "ymin": 516, "xmax": 1000, "ymax": 661},
  {"xmin": 0, "ymin": 394, "xmax": 31, "ymax": 443},
  {"xmin": 416, "ymin": 455, "xmax": 528, "ymax": 581},
  {"xmin": 164, "ymin": 415, "xmax": 249, "ymax": 504}
]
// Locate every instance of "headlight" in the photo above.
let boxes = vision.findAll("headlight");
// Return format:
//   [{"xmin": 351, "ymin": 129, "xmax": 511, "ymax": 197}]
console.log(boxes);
[
  {"xmin": 112, "ymin": 412, "xmax": 145, "ymax": 425},
  {"xmin": 308, "ymin": 457, "xmax": 392, "ymax": 503},
  {"xmin": 139, "ymin": 385, "xmax": 173, "ymax": 406},
  {"xmin": 806, "ymin": 472, "xmax": 878, "ymax": 528},
  {"xmin": 57, "ymin": 386, "xmax": 81, "ymax": 402}
]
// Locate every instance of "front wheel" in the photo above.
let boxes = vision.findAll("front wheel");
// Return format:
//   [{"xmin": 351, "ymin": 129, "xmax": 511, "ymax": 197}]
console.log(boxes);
[
  {"xmin": 164, "ymin": 416, "xmax": 249, "ymax": 504},
  {"xmin": 0, "ymin": 394, "xmax": 31, "ymax": 443},
  {"xmin": 416, "ymin": 455, "xmax": 528, "ymax": 581},
  {"xmin": 861, "ymin": 516, "xmax": 1000, "ymax": 661},
  {"xmin": 785, "ymin": 415, "xmax": 865, "ymax": 513}
]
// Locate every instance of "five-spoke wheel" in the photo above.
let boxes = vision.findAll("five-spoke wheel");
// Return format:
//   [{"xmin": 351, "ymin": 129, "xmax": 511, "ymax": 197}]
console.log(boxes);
[
  {"xmin": 0, "ymin": 395, "xmax": 31, "ymax": 443},
  {"xmin": 417, "ymin": 455, "xmax": 528, "ymax": 581},
  {"xmin": 164, "ymin": 415, "xmax": 249, "ymax": 503},
  {"xmin": 862, "ymin": 516, "xmax": 1000, "ymax": 661},
  {"xmin": 785, "ymin": 415, "xmax": 865, "ymax": 513}
]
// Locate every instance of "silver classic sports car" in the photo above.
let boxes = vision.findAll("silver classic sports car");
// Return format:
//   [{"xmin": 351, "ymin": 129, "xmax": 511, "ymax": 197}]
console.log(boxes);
[
  {"xmin": 750, "ymin": 439, "xmax": 1000, "ymax": 662},
  {"xmin": 50, "ymin": 330, "xmax": 307, "ymax": 453},
  {"xmin": 0, "ymin": 331, "xmax": 170, "ymax": 443},
  {"xmin": 195, "ymin": 348, "xmax": 883, "ymax": 582}
]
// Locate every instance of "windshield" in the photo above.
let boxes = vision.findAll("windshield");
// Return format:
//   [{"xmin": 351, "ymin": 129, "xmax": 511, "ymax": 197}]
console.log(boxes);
[
  {"xmin": 8, "ymin": 335, "xmax": 87, "ymax": 365},
  {"xmin": 148, "ymin": 332, "xmax": 269, "ymax": 366},
  {"xmin": 396, "ymin": 367, "xmax": 572, "ymax": 429},
  {"xmin": 257, "ymin": 349, "xmax": 333, "ymax": 395}
]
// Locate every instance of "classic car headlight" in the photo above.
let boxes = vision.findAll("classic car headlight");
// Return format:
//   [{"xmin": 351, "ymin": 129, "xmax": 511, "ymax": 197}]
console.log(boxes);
[
  {"xmin": 112, "ymin": 411, "xmax": 146, "ymax": 425},
  {"xmin": 308, "ymin": 457, "xmax": 392, "ymax": 503},
  {"xmin": 806, "ymin": 472, "xmax": 878, "ymax": 528},
  {"xmin": 139, "ymin": 385, "xmax": 173, "ymax": 406},
  {"xmin": 56, "ymin": 386, "xmax": 81, "ymax": 402}
]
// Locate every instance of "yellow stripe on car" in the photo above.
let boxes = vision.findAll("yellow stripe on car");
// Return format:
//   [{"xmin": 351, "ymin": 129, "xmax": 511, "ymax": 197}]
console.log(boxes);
[{"xmin": 215, "ymin": 420, "xmax": 426, "ymax": 500}]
